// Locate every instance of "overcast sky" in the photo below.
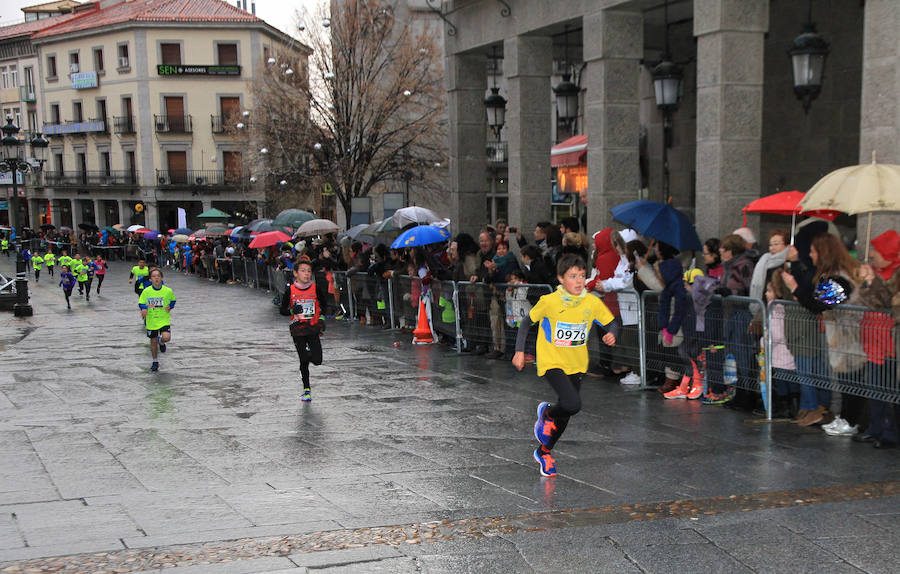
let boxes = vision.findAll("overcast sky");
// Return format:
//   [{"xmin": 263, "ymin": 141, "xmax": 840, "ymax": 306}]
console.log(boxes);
[{"xmin": 0, "ymin": 0, "xmax": 325, "ymax": 38}]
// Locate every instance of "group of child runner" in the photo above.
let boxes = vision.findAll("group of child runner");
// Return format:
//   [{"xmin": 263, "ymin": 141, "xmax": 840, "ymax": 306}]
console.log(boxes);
[{"xmin": 36, "ymin": 250, "xmax": 108, "ymax": 308}]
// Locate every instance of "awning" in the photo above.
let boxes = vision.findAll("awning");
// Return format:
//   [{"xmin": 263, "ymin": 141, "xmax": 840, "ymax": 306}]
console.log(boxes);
[{"xmin": 551, "ymin": 134, "xmax": 587, "ymax": 167}]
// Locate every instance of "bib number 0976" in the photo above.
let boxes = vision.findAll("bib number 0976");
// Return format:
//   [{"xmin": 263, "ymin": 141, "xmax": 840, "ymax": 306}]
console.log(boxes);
[{"xmin": 554, "ymin": 321, "xmax": 587, "ymax": 347}]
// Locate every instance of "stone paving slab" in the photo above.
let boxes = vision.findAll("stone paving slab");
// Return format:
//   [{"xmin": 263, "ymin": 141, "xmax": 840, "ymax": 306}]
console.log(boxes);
[{"xmin": 1, "ymin": 257, "xmax": 899, "ymax": 571}]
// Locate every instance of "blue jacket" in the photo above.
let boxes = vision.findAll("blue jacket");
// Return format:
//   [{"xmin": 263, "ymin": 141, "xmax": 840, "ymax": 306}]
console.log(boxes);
[
  {"xmin": 657, "ymin": 258, "xmax": 692, "ymax": 337},
  {"xmin": 59, "ymin": 272, "xmax": 76, "ymax": 290}
]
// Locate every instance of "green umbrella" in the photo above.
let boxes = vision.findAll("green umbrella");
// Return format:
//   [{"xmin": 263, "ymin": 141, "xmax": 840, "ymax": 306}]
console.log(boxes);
[
  {"xmin": 196, "ymin": 207, "xmax": 232, "ymax": 221},
  {"xmin": 272, "ymin": 209, "xmax": 315, "ymax": 230},
  {"xmin": 102, "ymin": 226, "xmax": 122, "ymax": 234}
]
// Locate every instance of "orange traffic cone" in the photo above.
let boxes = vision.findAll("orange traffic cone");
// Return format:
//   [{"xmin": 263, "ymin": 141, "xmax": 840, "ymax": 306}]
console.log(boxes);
[{"xmin": 412, "ymin": 298, "xmax": 435, "ymax": 344}]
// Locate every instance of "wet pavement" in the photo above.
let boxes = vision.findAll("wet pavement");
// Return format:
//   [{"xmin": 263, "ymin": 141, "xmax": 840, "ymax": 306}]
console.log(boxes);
[{"xmin": 0, "ymin": 256, "xmax": 898, "ymax": 573}]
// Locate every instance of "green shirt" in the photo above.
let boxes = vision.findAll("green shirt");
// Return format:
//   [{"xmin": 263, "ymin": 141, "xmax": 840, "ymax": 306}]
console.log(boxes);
[
  {"xmin": 1, "ymin": 240, "xmax": 8, "ymax": 250},
  {"xmin": 73, "ymin": 262, "xmax": 88, "ymax": 282},
  {"xmin": 32, "ymin": 255, "xmax": 43, "ymax": 270},
  {"xmin": 58, "ymin": 255, "xmax": 72, "ymax": 269},
  {"xmin": 44, "ymin": 253, "xmax": 56, "ymax": 266},
  {"xmin": 139, "ymin": 285, "xmax": 176, "ymax": 330}
]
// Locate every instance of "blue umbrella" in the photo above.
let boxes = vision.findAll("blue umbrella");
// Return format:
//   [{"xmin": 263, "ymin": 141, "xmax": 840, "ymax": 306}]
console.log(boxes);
[
  {"xmin": 390, "ymin": 225, "xmax": 451, "ymax": 249},
  {"xmin": 610, "ymin": 200, "xmax": 702, "ymax": 251},
  {"xmin": 174, "ymin": 227, "xmax": 193, "ymax": 235},
  {"xmin": 143, "ymin": 230, "xmax": 160, "ymax": 240}
]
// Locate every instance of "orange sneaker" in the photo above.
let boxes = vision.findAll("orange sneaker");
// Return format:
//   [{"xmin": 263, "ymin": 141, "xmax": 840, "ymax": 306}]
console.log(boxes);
[
  {"xmin": 686, "ymin": 384, "xmax": 703, "ymax": 400},
  {"xmin": 664, "ymin": 376, "xmax": 691, "ymax": 400}
]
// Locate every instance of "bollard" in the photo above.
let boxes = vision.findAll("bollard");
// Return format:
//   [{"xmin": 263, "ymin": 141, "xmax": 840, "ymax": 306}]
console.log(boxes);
[{"xmin": 13, "ymin": 251, "xmax": 33, "ymax": 317}]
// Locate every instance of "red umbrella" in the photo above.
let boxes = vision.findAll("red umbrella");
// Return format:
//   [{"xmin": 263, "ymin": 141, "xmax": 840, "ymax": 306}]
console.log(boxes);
[
  {"xmin": 742, "ymin": 190, "xmax": 840, "ymax": 225},
  {"xmin": 248, "ymin": 230, "xmax": 291, "ymax": 249}
]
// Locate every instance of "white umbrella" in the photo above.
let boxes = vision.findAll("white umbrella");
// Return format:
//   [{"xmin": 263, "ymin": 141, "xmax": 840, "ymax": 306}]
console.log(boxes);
[
  {"xmin": 798, "ymin": 153, "xmax": 900, "ymax": 258},
  {"xmin": 127, "ymin": 224, "xmax": 145, "ymax": 232},
  {"xmin": 293, "ymin": 218, "xmax": 340, "ymax": 238},
  {"xmin": 391, "ymin": 206, "xmax": 443, "ymax": 228}
]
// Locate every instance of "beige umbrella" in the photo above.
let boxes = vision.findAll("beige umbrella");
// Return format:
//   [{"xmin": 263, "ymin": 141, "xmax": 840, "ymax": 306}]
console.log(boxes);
[
  {"xmin": 798, "ymin": 153, "xmax": 900, "ymax": 258},
  {"xmin": 293, "ymin": 218, "xmax": 340, "ymax": 238}
]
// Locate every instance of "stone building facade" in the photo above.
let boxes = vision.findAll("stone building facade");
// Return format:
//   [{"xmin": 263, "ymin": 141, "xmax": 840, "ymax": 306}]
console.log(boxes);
[
  {"xmin": 2, "ymin": 0, "xmax": 308, "ymax": 232},
  {"xmin": 442, "ymin": 0, "xmax": 899, "ymax": 244}
]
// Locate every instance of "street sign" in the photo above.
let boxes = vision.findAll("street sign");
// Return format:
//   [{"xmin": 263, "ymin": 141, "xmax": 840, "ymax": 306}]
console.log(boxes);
[
  {"xmin": 43, "ymin": 121, "xmax": 106, "ymax": 135},
  {"xmin": 157, "ymin": 65, "xmax": 241, "ymax": 76}
]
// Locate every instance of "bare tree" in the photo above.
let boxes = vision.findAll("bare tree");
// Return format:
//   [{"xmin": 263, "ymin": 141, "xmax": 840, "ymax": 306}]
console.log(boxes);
[{"xmin": 248, "ymin": 0, "xmax": 446, "ymax": 227}]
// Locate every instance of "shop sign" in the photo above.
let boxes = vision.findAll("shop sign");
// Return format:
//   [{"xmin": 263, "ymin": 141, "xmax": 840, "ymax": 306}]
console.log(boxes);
[{"xmin": 157, "ymin": 65, "xmax": 241, "ymax": 76}]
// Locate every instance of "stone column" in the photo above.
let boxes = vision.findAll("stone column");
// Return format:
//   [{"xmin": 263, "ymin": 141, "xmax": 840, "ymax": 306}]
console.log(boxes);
[
  {"xmin": 27, "ymin": 198, "xmax": 40, "ymax": 229},
  {"xmin": 144, "ymin": 202, "xmax": 158, "ymax": 230},
  {"xmin": 93, "ymin": 199, "xmax": 103, "ymax": 226},
  {"xmin": 505, "ymin": 35, "xmax": 552, "ymax": 236},
  {"xmin": 49, "ymin": 198, "xmax": 62, "ymax": 227},
  {"xmin": 118, "ymin": 200, "xmax": 131, "ymax": 225},
  {"xmin": 201, "ymin": 199, "xmax": 212, "ymax": 213},
  {"xmin": 583, "ymin": 9, "xmax": 643, "ymax": 233},
  {"xmin": 694, "ymin": 0, "xmax": 768, "ymax": 241},
  {"xmin": 858, "ymin": 0, "xmax": 900, "ymax": 242},
  {"xmin": 70, "ymin": 198, "xmax": 82, "ymax": 232},
  {"xmin": 447, "ymin": 52, "xmax": 488, "ymax": 235}
]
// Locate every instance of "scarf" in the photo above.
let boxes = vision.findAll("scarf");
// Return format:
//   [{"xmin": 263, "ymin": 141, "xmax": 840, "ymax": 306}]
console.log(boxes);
[
  {"xmin": 493, "ymin": 251, "xmax": 514, "ymax": 268},
  {"xmin": 871, "ymin": 230, "xmax": 900, "ymax": 280},
  {"xmin": 749, "ymin": 248, "xmax": 788, "ymax": 301},
  {"xmin": 556, "ymin": 285, "xmax": 588, "ymax": 307}
]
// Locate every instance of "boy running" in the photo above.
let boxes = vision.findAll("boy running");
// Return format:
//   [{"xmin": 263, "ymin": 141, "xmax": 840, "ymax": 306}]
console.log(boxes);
[
  {"xmin": 58, "ymin": 250, "xmax": 72, "ymax": 274},
  {"xmin": 139, "ymin": 267, "xmax": 175, "ymax": 372},
  {"xmin": 32, "ymin": 252, "xmax": 44, "ymax": 282},
  {"xmin": 72, "ymin": 255, "xmax": 88, "ymax": 298},
  {"xmin": 44, "ymin": 251, "xmax": 56, "ymax": 277},
  {"xmin": 279, "ymin": 257, "xmax": 330, "ymax": 402},
  {"xmin": 512, "ymin": 254, "xmax": 618, "ymax": 477},
  {"xmin": 129, "ymin": 258, "xmax": 151, "ymax": 295},
  {"xmin": 59, "ymin": 265, "xmax": 76, "ymax": 309}
]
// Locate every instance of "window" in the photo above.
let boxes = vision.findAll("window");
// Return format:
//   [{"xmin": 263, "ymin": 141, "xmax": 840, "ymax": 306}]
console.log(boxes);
[
  {"xmin": 223, "ymin": 151, "xmax": 242, "ymax": 182},
  {"xmin": 263, "ymin": 46, "xmax": 271, "ymax": 61},
  {"xmin": 97, "ymin": 99, "xmax": 107, "ymax": 122},
  {"xmin": 53, "ymin": 152, "xmax": 64, "ymax": 173},
  {"xmin": 69, "ymin": 51, "xmax": 80, "ymax": 74},
  {"xmin": 14, "ymin": 110, "xmax": 21, "ymax": 128},
  {"xmin": 28, "ymin": 111, "xmax": 36, "ymax": 132},
  {"xmin": 100, "ymin": 151, "xmax": 111, "ymax": 176},
  {"xmin": 1, "ymin": 67, "xmax": 8, "ymax": 89},
  {"xmin": 76, "ymin": 152, "xmax": 86, "ymax": 175},
  {"xmin": 9, "ymin": 67, "xmax": 17, "ymax": 88},
  {"xmin": 50, "ymin": 104, "xmax": 60, "ymax": 124},
  {"xmin": 94, "ymin": 47, "xmax": 104, "ymax": 73},
  {"xmin": 47, "ymin": 55, "xmax": 57, "ymax": 78},
  {"xmin": 24, "ymin": 67, "xmax": 33, "ymax": 90},
  {"xmin": 217, "ymin": 43, "xmax": 238, "ymax": 66},
  {"xmin": 126, "ymin": 151, "xmax": 136, "ymax": 182},
  {"xmin": 117, "ymin": 44, "xmax": 129, "ymax": 69},
  {"xmin": 73, "ymin": 101, "xmax": 83, "ymax": 122},
  {"xmin": 167, "ymin": 151, "xmax": 187, "ymax": 183},
  {"xmin": 160, "ymin": 43, "xmax": 181, "ymax": 66}
]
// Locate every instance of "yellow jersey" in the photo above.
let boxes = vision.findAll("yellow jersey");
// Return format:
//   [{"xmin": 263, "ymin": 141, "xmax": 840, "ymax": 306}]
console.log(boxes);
[{"xmin": 529, "ymin": 289, "xmax": 615, "ymax": 377}]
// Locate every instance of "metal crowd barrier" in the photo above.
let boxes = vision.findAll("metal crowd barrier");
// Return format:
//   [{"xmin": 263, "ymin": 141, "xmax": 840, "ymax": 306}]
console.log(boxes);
[
  {"xmin": 348, "ymin": 271, "xmax": 392, "ymax": 326},
  {"xmin": 775, "ymin": 300, "xmax": 898, "ymax": 405}
]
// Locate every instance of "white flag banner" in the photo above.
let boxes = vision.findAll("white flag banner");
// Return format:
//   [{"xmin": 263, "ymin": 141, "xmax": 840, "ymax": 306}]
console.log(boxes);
[{"xmin": 177, "ymin": 207, "xmax": 187, "ymax": 229}]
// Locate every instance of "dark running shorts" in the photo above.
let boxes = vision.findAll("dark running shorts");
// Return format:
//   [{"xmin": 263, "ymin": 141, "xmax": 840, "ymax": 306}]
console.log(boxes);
[{"xmin": 146, "ymin": 325, "xmax": 171, "ymax": 339}]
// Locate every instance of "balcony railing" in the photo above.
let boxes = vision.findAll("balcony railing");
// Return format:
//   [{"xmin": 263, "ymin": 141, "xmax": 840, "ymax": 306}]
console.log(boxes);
[
  {"xmin": 20, "ymin": 85, "xmax": 36, "ymax": 102},
  {"xmin": 211, "ymin": 115, "xmax": 248, "ymax": 134},
  {"xmin": 487, "ymin": 141, "xmax": 508, "ymax": 164},
  {"xmin": 88, "ymin": 117, "xmax": 109, "ymax": 134},
  {"xmin": 44, "ymin": 170, "xmax": 139, "ymax": 187},
  {"xmin": 114, "ymin": 115, "xmax": 135, "ymax": 134},
  {"xmin": 155, "ymin": 169, "xmax": 244, "ymax": 188},
  {"xmin": 154, "ymin": 114, "xmax": 193, "ymax": 134}
]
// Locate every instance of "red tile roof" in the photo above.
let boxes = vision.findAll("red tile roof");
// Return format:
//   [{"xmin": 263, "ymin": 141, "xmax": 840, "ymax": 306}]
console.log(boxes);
[
  {"xmin": 33, "ymin": 0, "xmax": 261, "ymax": 39},
  {"xmin": 0, "ymin": 11, "xmax": 81, "ymax": 41}
]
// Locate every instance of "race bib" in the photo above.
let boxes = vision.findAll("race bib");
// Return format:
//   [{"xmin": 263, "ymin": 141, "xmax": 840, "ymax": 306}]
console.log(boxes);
[
  {"xmin": 554, "ymin": 321, "xmax": 587, "ymax": 347},
  {"xmin": 294, "ymin": 298, "xmax": 316, "ymax": 318}
]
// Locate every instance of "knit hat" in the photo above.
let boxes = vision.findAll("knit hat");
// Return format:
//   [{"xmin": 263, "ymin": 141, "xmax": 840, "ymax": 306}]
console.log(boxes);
[{"xmin": 732, "ymin": 227, "xmax": 756, "ymax": 246}]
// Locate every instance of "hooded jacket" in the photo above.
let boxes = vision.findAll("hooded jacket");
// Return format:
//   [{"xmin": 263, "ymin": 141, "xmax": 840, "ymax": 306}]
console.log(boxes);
[
  {"xmin": 587, "ymin": 228, "xmax": 622, "ymax": 316},
  {"xmin": 657, "ymin": 257, "xmax": 692, "ymax": 337}
]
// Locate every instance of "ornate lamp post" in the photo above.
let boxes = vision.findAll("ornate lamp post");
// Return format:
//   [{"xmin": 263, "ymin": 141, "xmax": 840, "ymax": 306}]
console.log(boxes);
[
  {"xmin": 1, "ymin": 117, "xmax": 46, "ymax": 317},
  {"xmin": 651, "ymin": 0, "xmax": 683, "ymax": 205},
  {"xmin": 789, "ymin": 0, "xmax": 829, "ymax": 113}
]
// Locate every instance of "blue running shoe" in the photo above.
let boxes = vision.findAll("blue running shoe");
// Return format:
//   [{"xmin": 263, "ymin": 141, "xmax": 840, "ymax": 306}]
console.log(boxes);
[
  {"xmin": 534, "ymin": 402, "xmax": 556, "ymax": 446},
  {"xmin": 300, "ymin": 389, "xmax": 311, "ymax": 402},
  {"xmin": 533, "ymin": 447, "xmax": 557, "ymax": 477},
  {"xmin": 150, "ymin": 362, "xmax": 159, "ymax": 372}
]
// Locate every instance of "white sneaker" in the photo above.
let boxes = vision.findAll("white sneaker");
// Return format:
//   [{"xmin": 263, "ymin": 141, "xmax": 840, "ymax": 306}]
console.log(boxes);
[
  {"xmin": 823, "ymin": 417, "xmax": 857, "ymax": 436},
  {"xmin": 620, "ymin": 372, "xmax": 641, "ymax": 385},
  {"xmin": 821, "ymin": 418, "xmax": 840, "ymax": 432}
]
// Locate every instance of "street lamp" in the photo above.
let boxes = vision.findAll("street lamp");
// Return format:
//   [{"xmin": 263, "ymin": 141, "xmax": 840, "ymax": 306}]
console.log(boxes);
[
  {"xmin": 789, "ymin": 0, "xmax": 829, "ymax": 114},
  {"xmin": 651, "ymin": 0, "xmax": 683, "ymax": 205},
  {"xmin": 484, "ymin": 87, "xmax": 506, "ymax": 141},
  {"xmin": 553, "ymin": 27, "xmax": 579, "ymax": 135},
  {"xmin": 1, "ymin": 117, "xmax": 44, "ymax": 317}
]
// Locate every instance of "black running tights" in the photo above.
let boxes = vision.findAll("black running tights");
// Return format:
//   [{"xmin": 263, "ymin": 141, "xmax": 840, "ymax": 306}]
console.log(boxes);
[
  {"xmin": 544, "ymin": 368, "xmax": 584, "ymax": 449},
  {"xmin": 292, "ymin": 334, "xmax": 323, "ymax": 389}
]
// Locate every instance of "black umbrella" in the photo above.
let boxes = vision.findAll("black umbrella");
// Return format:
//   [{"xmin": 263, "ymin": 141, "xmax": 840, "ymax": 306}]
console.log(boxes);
[
  {"xmin": 40, "ymin": 223, "xmax": 56, "ymax": 230},
  {"xmin": 78, "ymin": 222, "xmax": 99, "ymax": 231}
]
